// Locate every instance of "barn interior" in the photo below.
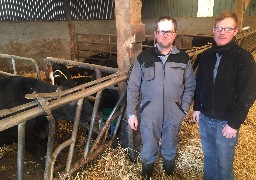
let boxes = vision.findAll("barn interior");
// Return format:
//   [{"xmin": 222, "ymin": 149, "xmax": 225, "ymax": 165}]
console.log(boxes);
[{"xmin": 0, "ymin": 0, "xmax": 255, "ymax": 179}]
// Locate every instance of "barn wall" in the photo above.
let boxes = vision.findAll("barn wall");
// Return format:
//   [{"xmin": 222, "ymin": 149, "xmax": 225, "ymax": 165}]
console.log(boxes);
[
  {"xmin": 73, "ymin": 20, "xmax": 116, "ymax": 34},
  {"xmin": 0, "ymin": 21, "xmax": 70, "ymax": 67},
  {"xmin": 143, "ymin": 16, "xmax": 256, "ymax": 35},
  {"xmin": 0, "ymin": 16, "xmax": 255, "ymax": 67},
  {"xmin": 0, "ymin": 20, "xmax": 115, "ymax": 67},
  {"xmin": 142, "ymin": 0, "xmax": 256, "ymax": 18}
]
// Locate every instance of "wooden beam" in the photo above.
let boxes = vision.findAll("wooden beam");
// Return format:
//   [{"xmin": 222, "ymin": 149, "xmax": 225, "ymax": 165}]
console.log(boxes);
[
  {"xmin": 63, "ymin": 0, "xmax": 75, "ymax": 60},
  {"xmin": 63, "ymin": 0, "xmax": 71, "ymax": 21},
  {"xmin": 234, "ymin": 0, "xmax": 251, "ymax": 30},
  {"xmin": 115, "ymin": 1, "xmax": 145, "ymax": 161},
  {"xmin": 115, "ymin": 0, "xmax": 145, "ymax": 70},
  {"xmin": 115, "ymin": 0, "xmax": 145, "ymax": 92}
]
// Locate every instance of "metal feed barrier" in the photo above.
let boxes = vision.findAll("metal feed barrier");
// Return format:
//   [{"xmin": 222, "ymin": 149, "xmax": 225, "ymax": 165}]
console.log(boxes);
[{"xmin": 0, "ymin": 56, "xmax": 128, "ymax": 180}]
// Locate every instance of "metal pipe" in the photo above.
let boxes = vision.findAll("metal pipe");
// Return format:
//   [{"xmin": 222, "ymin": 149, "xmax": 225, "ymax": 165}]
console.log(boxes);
[
  {"xmin": 11, "ymin": 58, "xmax": 17, "ymax": 75},
  {"xmin": 84, "ymin": 90, "xmax": 102, "ymax": 160},
  {"xmin": 17, "ymin": 122, "xmax": 26, "ymax": 180},
  {"xmin": 45, "ymin": 57, "xmax": 117, "ymax": 74},
  {"xmin": 26, "ymin": 72, "xmax": 125, "ymax": 99},
  {"xmin": 0, "ymin": 70, "xmax": 16, "ymax": 76},
  {"xmin": 0, "ymin": 73, "xmax": 128, "ymax": 132},
  {"xmin": 90, "ymin": 91, "xmax": 126, "ymax": 153},
  {"xmin": 49, "ymin": 139, "xmax": 74, "ymax": 176},
  {"xmin": 36, "ymin": 98, "xmax": 56, "ymax": 180},
  {"xmin": 0, "ymin": 102, "xmax": 37, "ymax": 117},
  {"xmin": 65, "ymin": 98, "xmax": 84, "ymax": 172},
  {"xmin": 112, "ymin": 102, "xmax": 126, "ymax": 139}
]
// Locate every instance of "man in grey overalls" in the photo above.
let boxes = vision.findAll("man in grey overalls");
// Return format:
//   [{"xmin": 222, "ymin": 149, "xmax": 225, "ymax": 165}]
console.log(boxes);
[{"xmin": 127, "ymin": 16, "xmax": 196, "ymax": 179}]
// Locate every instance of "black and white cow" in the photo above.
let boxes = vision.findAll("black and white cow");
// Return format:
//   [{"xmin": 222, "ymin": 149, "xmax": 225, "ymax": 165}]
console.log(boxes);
[{"xmin": 0, "ymin": 76, "xmax": 93, "ymax": 164}]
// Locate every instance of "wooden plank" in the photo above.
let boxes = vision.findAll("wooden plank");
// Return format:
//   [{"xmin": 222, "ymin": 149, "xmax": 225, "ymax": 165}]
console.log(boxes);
[
  {"xmin": 77, "ymin": 42, "xmax": 117, "ymax": 53},
  {"xmin": 76, "ymin": 34, "xmax": 116, "ymax": 44}
]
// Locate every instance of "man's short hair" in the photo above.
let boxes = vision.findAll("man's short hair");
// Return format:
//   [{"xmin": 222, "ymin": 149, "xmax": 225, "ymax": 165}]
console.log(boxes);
[
  {"xmin": 155, "ymin": 16, "xmax": 177, "ymax": 32},
  {"xmin": 215, "ymin": 11, "xmax": 238, "ymax": 27}
]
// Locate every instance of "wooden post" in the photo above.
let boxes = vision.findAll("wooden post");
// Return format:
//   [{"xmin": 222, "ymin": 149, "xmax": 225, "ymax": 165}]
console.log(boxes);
[
  {"xmin": 115, "ymin": 0, "xmax": 145, "ymax": 92},
  {"xmin": 115, "ymin": 0, "xmax": 145, "ymax": 162},
  {"xmin": 115, "ymin": 0, "xmax": 145, "ymax": 70},
  {"xmin": 64, "ymin": 0, "xmax": 76, "ymax": 60},
  {"xmin": 234, "ymin": 0, "xmax": 251, "ymax": 30}
]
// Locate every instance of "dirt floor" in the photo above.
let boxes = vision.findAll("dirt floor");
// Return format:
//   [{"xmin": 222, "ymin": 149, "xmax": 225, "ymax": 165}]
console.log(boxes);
[{"xmin": 0, "ymin": 120, "xmax": 92, "ymax": 180}]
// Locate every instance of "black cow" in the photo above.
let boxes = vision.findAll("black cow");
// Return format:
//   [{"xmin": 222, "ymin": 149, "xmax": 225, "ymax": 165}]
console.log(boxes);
[
  {"xmin": 49, "ymin": 64, "xmax": 72, "ymax": 86},
  {"xmin": 49, "ymin": 53, "xmax": 119, "ymax": 108},
  {"xmin": 49, "ymin": 53, "xmax": 118, "ymax": 86},
  {"xmin": 0, "ymin": 76, "xmax": 93, "ymax": 164},
  {"xmin": 192, "ymin": 36, "xmax": 214, "ymax": 47},
  {"xmin": 142, "ymin": 39, "xmax": 155, "ymax": 51},
  {"xmin": 49, "ymin": 57, "xmax": 120, "ymax": 134},
  {"xmin": 81, "ymin": 53, "xmax": 118, "ymax": 81}
]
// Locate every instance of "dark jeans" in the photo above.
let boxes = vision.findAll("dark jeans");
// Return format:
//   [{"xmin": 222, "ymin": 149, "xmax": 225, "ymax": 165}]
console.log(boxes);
[{"xmin": 199, "ymin": 113, "xmax": 238, "ymax": 180}]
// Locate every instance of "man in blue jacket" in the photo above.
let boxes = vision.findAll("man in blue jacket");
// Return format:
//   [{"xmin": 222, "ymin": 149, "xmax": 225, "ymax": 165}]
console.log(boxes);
[
  {"xmin": 127, "ymin": 16, "xmax": 196, "ymax": 179},
  {"xmin": 193, "ymin": 11, "xmax": 256, "ymax": 180}
]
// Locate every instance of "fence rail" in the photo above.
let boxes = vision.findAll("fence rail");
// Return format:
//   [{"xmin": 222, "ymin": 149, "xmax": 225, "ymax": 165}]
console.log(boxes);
[{"xmin": 0, "ymin": 53, "xmax": 41, "ymax": 79}]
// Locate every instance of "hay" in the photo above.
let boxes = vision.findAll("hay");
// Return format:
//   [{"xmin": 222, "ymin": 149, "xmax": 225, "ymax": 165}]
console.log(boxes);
[{"xmin": 67, "ymin": 101, "xmax": 256, "ymax": 180}]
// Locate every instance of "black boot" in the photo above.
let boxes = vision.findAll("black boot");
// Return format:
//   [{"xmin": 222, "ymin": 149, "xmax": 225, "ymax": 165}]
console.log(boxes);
[
  {"xmin": 141, "ymin": 162, "xmax": 154, "ymax": 180},
  {"xmin": 163, "ymin": 159, "xmax": 175, "ymax": 176}
]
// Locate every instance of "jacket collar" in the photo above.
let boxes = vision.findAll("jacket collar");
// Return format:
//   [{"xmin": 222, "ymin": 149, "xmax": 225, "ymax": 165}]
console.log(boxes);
[
  {"xmin": 211, "ymin": 38, "xmax": 237, "ymax": 55},
  {"xmin": 154, "ymin": 44, "xmax": 180, "ymax": 56}
]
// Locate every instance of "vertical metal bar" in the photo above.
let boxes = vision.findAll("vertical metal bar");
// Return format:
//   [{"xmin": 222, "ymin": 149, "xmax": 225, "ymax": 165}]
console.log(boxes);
[
  {"xmin": 33, "ymin": 61, "xmax": 41, "ymax": 80},
  {"xmin": 34, "ymin": 97, "xmax": 56, "ymax": 180},
  {"xmin": 17, "ymin": 122, "xmax": 26, "ymax": 180},
  {"xmin": 84, "ymin": 90, "xmax": 102, "ymax": 160},
  {"xmin": 65, "ymin": 98, "xmax": 84, "ymax": 172},
  {"xmin": 95, "ymin": 70, "xmax": 103, "ymax": 130},
  {"xmin": 111, "ymin": 92, "xmax": 126, "ymax": 139},
  {"xmin": 90, "ymin": 91, "xmax": 125, "ymax": 152},
  {"xmin": 11, "ymin": 57, "xmax": 17, "ymax": 75},
  {"xmin": 102, "ymin": 92, "xmax": 126, "ymax": 141},
  {"xmin": 44, "ymin": 116, "xmax": 55, "ymax": 180}
]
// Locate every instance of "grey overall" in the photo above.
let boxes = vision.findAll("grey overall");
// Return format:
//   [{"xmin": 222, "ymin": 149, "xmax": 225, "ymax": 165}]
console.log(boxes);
[{"xmin": 127, "ymin": 46, "xmax": 196, "ymax": 164}]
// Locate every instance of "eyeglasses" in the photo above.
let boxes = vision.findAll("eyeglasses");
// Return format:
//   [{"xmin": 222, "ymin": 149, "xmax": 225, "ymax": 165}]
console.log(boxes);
[
  {"xmin": 156, "ymin": 30, "xmax": 175, "ymax": 36},
  {"xmin": 213, "ymin": 26, "xmax": 237, "ymax": 33}
]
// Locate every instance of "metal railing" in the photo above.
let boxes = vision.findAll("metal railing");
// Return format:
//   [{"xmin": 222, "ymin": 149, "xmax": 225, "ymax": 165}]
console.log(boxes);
[
  {"xmin": 0, "ymin": 55, "xmax": 128, "ymax": 179},
  {"xmin": 0, "ymin": 53, "xmax": 41, "ymax": 79}
]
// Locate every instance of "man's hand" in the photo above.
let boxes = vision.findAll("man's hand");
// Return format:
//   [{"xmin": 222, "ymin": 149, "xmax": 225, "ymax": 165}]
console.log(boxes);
[
  {"xmin": 222, "ymin": 124, "xmax": 238, "ymax": 138},
  {"xmin": 192, "ymin": 111, "xmax": 200, "ymax": 123},
  {"xmin": 128, "ymin": 116, "xmax": 138, "ymax": 131}
]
